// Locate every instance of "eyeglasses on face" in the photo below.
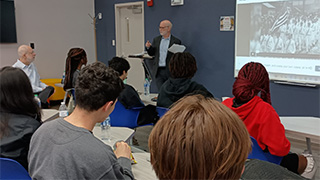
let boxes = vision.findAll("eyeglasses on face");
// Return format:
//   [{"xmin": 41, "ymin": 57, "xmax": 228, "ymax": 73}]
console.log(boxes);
[{"xmin": 159, "ymin": 26, "xmax": 168, "ymax": 29}]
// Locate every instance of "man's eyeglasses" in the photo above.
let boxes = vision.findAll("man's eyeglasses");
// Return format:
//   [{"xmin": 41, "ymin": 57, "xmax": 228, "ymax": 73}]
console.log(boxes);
[{"xmin": 159, "ymin": 26, "xmax": 168, "ymax": 29}]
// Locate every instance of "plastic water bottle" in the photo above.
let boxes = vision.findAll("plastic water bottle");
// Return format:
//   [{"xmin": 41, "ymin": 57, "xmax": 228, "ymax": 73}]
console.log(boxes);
[
  {"xmin": 59, "ymin": 102, "xmax": 68, "ymax": 117},
  {"xmin": 101, "ymin": 116, "xmax": 111, "ymax": 141},
  {"xmin": 61, "ymin": 71, "xmax": 65, "ymax": 84},
  {"xmin": 34, "ymin": 94, "xmax": 41, "ymax": 108},
  {"xmin": 144, "ymin": 78, "xmax": 150, "ymax": 96}
]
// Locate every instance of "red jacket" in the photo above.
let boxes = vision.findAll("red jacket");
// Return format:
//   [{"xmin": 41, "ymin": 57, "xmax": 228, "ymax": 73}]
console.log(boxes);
[{"xmin": 222, "ymin": 96, "xmax": 290, "ymax": 156}]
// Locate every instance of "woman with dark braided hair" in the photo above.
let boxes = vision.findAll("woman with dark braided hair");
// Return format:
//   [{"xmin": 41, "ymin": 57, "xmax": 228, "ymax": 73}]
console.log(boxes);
[
  {"xmin": 63, "ymin": 48, "xmax": 87, "ymax": 90},
  {"xmin": 222, "ymin": 62, "xmax": 316, "ymax": 179}
]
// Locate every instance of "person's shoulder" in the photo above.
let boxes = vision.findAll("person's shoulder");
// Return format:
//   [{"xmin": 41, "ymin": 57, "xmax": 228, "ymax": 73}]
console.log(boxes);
[
  {"xmin": 222, "ymin": 97, "xmax": 234, "ymax": 106},
  {"xmin": 12, "ymin": 59, "xmax": 23, "ymax": 68},
  {"xmin": 12, "ymin": 61, "xmax": 18, "ymax": 67},
  {"xmin": 252, "ymin": 97, "xmax": 278, "ymax": 115},
  {"xmin": 34, "ymin": 118, "xmax": 67, "ymax": 136},
  {"xmin": 190, "ymin": 81, "xmax": 214, "ymax": 97},
  {"xmin": 171, "ymin": 35, "xmax": 181, "ymax": 42},
  {"xmin": 124, "ymin": 84, "xmax": 135, "ymax": 90},
  {"xmin": 121, "ymin": 84, "xmax": 138, "ymax": 95},
  {"xmin": 160, "ymin": 78, "xmax": 171, "ymax": 89},
  {"xmin": 190, "ymin": 80, "xmax": 208, "ymax": 90},
  {"xmin": 4, "ymin": 113, "xmax": 41, "ymax": 131},
  {"xmin": 154, "ymin": 35, "xmax": 162, "ymax": 41},
  {"xmin": 253, "ymin": 97, "xmax": 273, "ymax": 109}
]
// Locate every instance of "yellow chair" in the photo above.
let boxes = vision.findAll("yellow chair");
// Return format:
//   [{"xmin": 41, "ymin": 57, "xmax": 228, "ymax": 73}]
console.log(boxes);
[{"xmin": 40, "ymin": 79, "xmax": 65, "ymax": 101}]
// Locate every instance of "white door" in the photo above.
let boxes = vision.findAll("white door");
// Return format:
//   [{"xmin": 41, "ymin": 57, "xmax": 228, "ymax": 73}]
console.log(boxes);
[{"xmin": 115, "ymin": 2, "xmax": 145, "ymax": 93}]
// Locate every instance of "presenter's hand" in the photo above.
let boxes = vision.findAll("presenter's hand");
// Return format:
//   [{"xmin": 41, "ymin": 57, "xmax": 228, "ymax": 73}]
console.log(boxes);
[
  {"xmin": 114, "ymin": 141, "xmax": 131, "ymax": 159},
  {"xmin": 145, "ymin": 40, "xmax": 151, "ymax": 48}
]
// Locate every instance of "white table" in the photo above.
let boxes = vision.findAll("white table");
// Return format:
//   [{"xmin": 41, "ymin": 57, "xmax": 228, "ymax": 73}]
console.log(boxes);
[
  {"xmin": 42, "ymin": 109, "xmax": 59, "ymax": 122},
  {"xmin": 92, "ymin": 126, "xmax": 135, "ymax": 148},
  {"xmin": 132, "ymin": 152, "xmax": 157, "ymax": 180},
  {"xmin": 93, "ymin": 126, "xmax": 157, "ymax": 179},
  {"xmin": 280, "ymin": 116, "xmax": 320, "ymax": 153},
  {"xmin": 140, "ymin": 93, "xmax": 158, "ymax": 106}
]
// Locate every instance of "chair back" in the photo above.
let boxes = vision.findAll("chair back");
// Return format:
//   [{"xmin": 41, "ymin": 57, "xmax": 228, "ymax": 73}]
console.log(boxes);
[
  {"xmin": 156, "ymin": 106, "xmax": 169, "ymax": 118},
  {"xmin": 248, "ymin": 136, "xmax": 283, "ymax": 165},
  {"xmin": 0, "ymin": 158, "xmax": 31, "ymax": 180},
  {"xmin": 109, "ymin": 101, "xmax": 143, "ymax": 129}
]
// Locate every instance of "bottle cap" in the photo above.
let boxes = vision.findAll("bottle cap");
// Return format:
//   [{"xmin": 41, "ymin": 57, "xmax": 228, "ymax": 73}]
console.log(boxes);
[{"xmin": 61, "ymin": 102, "xmax": 65, "ymax": 105}]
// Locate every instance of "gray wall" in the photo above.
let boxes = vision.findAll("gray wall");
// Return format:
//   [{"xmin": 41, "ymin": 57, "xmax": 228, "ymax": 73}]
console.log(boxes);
[
  {"xmin": 95, "ymin": 0, "xmax": 320, "ymax": 117},
  {"xmin": 0, "ymin": 0, "xmax": 95, "ymax": 79}
]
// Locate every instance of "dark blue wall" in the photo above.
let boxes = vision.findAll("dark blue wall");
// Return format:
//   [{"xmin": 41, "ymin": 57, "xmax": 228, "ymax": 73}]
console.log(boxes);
[{"xmin": 95, "ymin": 0, "xmax": 320, "ymax": 117}]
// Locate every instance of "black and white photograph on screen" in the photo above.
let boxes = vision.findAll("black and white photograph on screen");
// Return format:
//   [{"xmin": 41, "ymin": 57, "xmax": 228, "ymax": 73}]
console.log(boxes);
[
  {"xmin": 249, "ymin": 0, "xmax": 320, "ymax": 58},
  {"xmin": 236, "ymin": 0, "xmax": 320, "ymax": 85}
]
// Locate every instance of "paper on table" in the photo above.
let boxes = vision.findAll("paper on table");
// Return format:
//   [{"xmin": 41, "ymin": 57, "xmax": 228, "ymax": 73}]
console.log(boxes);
[
  {"xmin": 168, "ymin": 44, "xmax": 186, "ymax": 53},
  {"xmin": 128, "ymin": 52, "xmax": 145, "ymax": 58}
]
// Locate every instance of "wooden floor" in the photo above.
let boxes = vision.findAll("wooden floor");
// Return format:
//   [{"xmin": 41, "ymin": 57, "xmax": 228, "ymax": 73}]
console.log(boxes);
[
  {"xmin": 287, "ymin": 136, "xmax": 320, "ymax": 179},
  {"xmin": 132, "ymin": 125, "xmax": 153, "ymax": 152}
]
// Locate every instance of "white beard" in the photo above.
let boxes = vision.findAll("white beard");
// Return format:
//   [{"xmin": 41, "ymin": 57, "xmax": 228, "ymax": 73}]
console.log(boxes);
[{"xmin": 160, "ymin": 31, "xmax": 167, "ymax": 36}]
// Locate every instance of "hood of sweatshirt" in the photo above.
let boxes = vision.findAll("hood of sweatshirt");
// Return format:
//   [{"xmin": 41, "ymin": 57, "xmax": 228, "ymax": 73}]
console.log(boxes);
[
  {"xmin": 157, "ymin": 78, "xmax": 210, "ymax": 108},
  {"xmin": 223, "ymin": 96, "xmax": 263, "ymax": 120}
]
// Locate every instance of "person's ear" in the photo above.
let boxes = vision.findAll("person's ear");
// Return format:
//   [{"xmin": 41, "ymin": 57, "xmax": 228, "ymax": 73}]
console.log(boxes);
[
  {"xmin": 101, "ymin": 101, "xmax": 113, "ymax": 111},
  {"xmin": 107, "ymin": 101, "xmax": 114, "ymax": 109}
]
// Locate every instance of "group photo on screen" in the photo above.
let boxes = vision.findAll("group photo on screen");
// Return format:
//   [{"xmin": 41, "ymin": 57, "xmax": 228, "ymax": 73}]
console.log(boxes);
[
  {"xmin": 235, "ymin": 0, "xmax": 320, "ymax": 85},
  {"xmin": 249, "ymin": 0, "xmax": 320, "ymax": 57}
]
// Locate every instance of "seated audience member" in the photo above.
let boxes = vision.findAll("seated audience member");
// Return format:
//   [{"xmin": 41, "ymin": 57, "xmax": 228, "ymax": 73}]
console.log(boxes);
[
  {"xmin": 13, "ymin": 45, "xmax": 54, "ymax": 108},
  {"xmin": 222, "ymin": 62, "xmax": 316, "ymax": 179},
  {"xmin": 149, "ymin": 94, "xmax": 251, "ymax": 179},
  {"xmin": 0, "ymin": 67, "xmax": 41, "ymax": 170},
  {"xmin": 157, "ymin": 52, "xmax": 213, "ymax": 108},
  {"xmin": 28, "ymin": 62, "xmax": 134, "ymax": 179},
  {"xmin": 63, "ymin": 47, "xmax": 87, "ymax": 90},
  {"xmin": 108, "ymin": 57, "xmax": 144, "ymax": 108},
  {"xmin": 108, "ymin": 57, "xmax": 159, "ymax": 125}
]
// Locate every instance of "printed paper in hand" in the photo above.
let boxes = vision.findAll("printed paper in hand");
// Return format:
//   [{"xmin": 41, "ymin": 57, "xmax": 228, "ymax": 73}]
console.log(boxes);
[{"xmin": 168, "ymin": 44, "xmax": 186, "ymax": 53}]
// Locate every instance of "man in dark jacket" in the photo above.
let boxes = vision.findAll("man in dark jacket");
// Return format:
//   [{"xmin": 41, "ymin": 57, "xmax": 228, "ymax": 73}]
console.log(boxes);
[{"xmin": 145, "ymin": 20, "xmax": 181, "ymax": 90}]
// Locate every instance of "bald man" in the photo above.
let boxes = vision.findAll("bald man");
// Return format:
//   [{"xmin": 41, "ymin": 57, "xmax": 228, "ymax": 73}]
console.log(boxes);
[
  {"xmin": 13, "ymin": 45, "xmax": 54, "ymax": 108},
  {"xmin": 145, "ymin": 20, "xmax": 181, "ymax": 90}
]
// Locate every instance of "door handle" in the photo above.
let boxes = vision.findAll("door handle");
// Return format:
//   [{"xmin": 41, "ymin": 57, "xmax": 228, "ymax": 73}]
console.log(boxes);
[{"xmin": 125, "ymin": 17, "xmax": 130, "ymax": 42}]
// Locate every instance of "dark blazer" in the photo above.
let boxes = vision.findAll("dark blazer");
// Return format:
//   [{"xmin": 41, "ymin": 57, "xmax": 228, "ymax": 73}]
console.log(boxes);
[{"xmin": 146, "ymin": 35, "xmax": 181, "ymax": 77}]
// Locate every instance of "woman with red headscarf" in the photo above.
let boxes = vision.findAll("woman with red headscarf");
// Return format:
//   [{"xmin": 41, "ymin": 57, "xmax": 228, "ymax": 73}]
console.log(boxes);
[{"xmin": 222, "ymin": 62, "xmax": 316, "ymax": 179}]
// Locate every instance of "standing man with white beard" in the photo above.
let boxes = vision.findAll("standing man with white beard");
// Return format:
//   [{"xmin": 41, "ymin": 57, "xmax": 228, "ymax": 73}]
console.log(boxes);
[
  {"xmin": 13, "ymin": 45, "xmax": 54, "ymax": 108},
  {"xmin": 145, "ymin": 20, "xmax": 181, "ymax": 90}
]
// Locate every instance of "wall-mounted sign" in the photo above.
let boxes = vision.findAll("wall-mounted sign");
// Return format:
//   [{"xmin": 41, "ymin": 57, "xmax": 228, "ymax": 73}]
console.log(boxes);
[
  {"xmin": 220, "ymin": 16, "xmax": 234, "ymax": 31},
  {"xmin": 171, "ymin": 0, "xmax": 184, "ymax": 6}
]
